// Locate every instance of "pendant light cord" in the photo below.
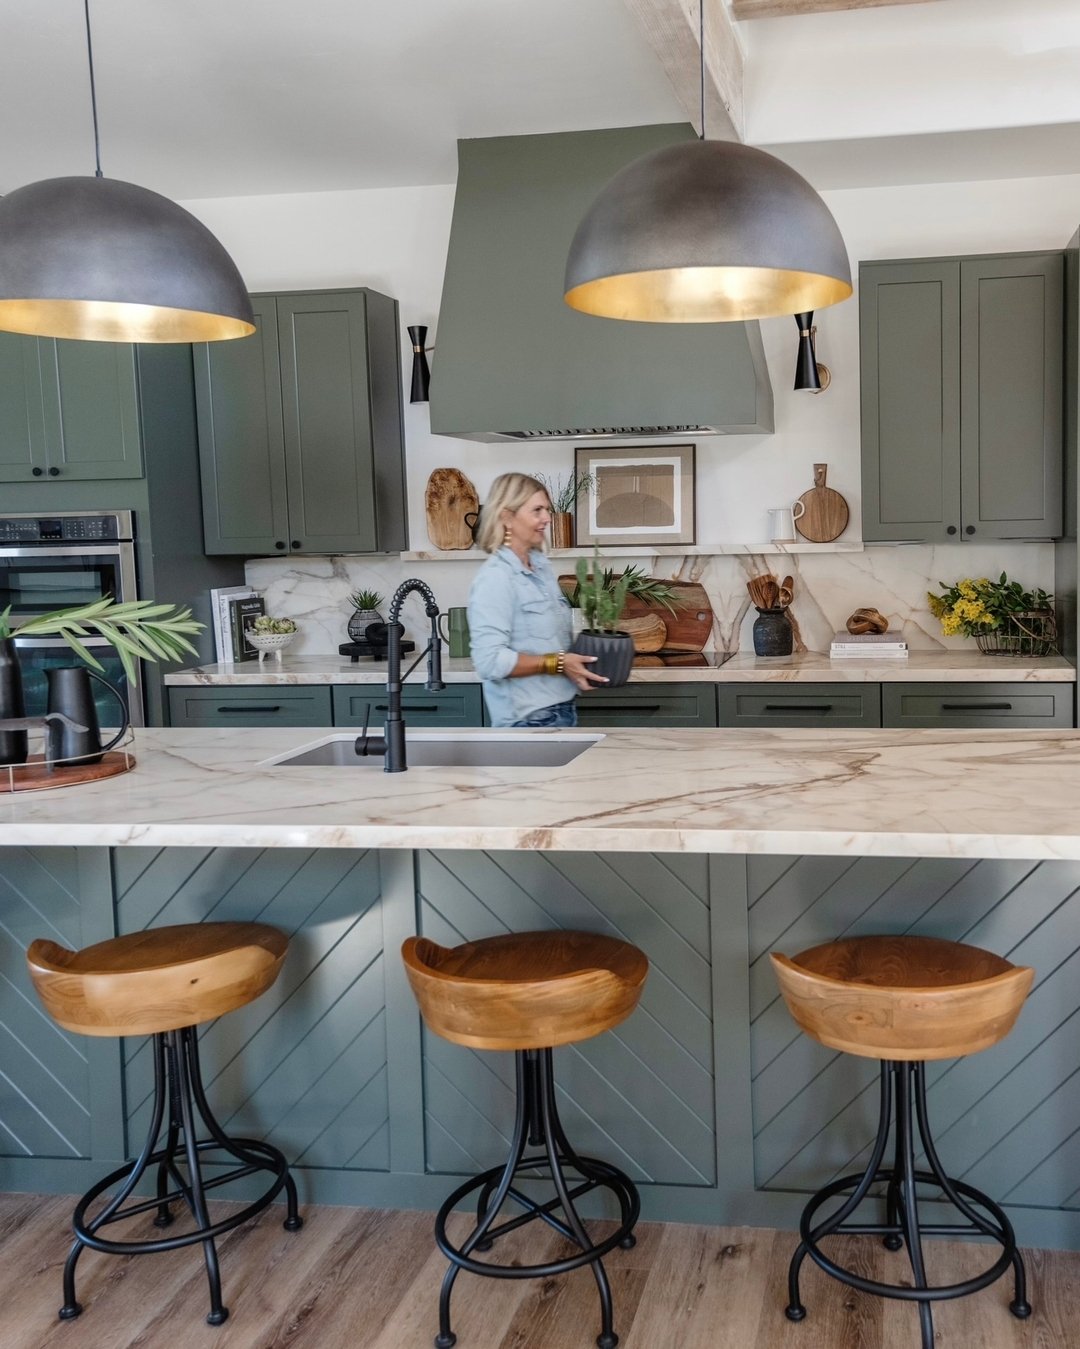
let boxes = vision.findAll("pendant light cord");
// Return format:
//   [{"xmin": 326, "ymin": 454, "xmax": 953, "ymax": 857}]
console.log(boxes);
[
  {"xmin": 699, "ymin": 0, "xmax": 705, "ymax": 140},
  {"xmin": 83, "ymin": 0, "xmax": 103, "ymax": 177}
]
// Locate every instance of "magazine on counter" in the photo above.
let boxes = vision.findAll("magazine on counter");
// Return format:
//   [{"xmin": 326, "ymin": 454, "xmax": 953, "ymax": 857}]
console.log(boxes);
[{"xmin": 209, "ymin": 585, "xmax": 258, "ymax": 663}]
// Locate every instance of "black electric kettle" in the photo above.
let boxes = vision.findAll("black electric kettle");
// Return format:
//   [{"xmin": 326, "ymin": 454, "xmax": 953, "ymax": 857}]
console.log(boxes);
[{"xmin": 45, "ymin": 666, "xmax": 130, "ymax": 766}]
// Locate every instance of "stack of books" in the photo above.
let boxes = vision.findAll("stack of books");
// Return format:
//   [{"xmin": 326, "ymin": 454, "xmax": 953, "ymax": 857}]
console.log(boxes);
[
  {"xmin": 210, "ymin": 586, "xmax": 265, "ymax": 663},
  {"xmin": 830, "ymin": 630, "xmax": 908, "ymax": 659}
]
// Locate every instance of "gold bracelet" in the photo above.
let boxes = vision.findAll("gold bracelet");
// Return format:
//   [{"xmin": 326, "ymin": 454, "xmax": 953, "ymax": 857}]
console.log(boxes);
[
  {"xmin": 540, "ymin": 652, "xmax": 559, "ymax": 676},
  {"xmin": 556, "ymin": 651, "xmax": 565, "ymax": 675}
]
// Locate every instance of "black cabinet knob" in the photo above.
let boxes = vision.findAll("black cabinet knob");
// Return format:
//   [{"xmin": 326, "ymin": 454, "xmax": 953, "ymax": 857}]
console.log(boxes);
[
  {"xmin": 31, "ymin": 466, "xmax": 43, "ymax": 477},
  {"xmin": 48, "ymin": 466, "xmax": 60, "ymax": 477},
  {"xmin": 965, "ymin": 524, "xmax": 976, "ymax": 535},
  {"xmin": 946, "ymin": 525, "xmax": 957, "ymax": 535},
  {"xmin": 275, "ymin": 540, "xmax": 286, "ymax": 550},
  {"xmin": 291, "ymin": 540, "xmax": 302, "ymax": 550}
]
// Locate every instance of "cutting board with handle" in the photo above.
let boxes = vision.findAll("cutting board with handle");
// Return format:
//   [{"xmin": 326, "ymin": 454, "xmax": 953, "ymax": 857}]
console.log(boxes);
[
  {"xmin": 794, "ymin": 463, "xmax": 849, "ymax": 543},
  {"xmin": 425, "ymin": 468, "xmax": 480, "ymax": 550}
]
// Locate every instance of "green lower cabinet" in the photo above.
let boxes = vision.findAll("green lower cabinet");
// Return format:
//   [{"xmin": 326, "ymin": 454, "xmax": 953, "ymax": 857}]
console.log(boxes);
[
  {"xmin": 573, "ymin": 682, "xmax": 717, "ymax": 728},
  {"xmin": 882, "ymin": 681, "xmax": 1073, "ymax": 728},
  {"xmin": 718, "ymin": 682, "xmax": 881, "ymax": 728},
  {"xmin": 167, "ymin": 685, "xmax": 332, "ymax": 727},
  {"xmin": 333, "ymin": 684, "xmax": 482, "ymax": 727}
]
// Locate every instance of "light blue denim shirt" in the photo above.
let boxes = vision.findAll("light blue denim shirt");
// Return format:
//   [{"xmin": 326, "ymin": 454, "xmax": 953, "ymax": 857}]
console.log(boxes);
[{"xmin": 467, "ymin": 547, "xmax": 575, "ymax": 727}]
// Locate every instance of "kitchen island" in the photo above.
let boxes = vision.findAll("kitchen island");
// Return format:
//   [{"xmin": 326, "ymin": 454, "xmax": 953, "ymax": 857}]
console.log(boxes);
[{"xmin": 4, "ymin": 724, "xmax": 1080, "ymax": 1251}]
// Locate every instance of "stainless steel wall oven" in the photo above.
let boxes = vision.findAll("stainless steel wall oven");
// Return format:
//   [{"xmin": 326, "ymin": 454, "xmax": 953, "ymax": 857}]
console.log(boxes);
[{"xmin": 0, "ymin": 510, "xmax": 144, "ymax": 726}]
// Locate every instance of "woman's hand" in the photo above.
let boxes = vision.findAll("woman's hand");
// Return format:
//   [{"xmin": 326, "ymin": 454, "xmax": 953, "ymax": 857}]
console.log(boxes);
[{"xmin": 562, "ymin": 651, "xmax": 607, "ymax": 690}]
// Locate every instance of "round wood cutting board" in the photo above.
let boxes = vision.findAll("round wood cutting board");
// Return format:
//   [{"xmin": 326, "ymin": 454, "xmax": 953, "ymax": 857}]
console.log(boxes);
[
  {"xmin": 425, "ymin": 468, "xmax": 480, "ymax": 550},
  {"xmin": 794, "ymin": 463, "xmax": 848, "ymax": 543}
]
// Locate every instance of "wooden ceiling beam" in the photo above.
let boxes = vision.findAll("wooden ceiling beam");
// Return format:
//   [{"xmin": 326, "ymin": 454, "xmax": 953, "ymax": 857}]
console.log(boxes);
[
  {"xmin": 732, "ymin": 0, "xmax": 948, "ymax": 18},
  {"xmin": 622, "ymin": 0, "xmax": 743, "ymax": 141}
]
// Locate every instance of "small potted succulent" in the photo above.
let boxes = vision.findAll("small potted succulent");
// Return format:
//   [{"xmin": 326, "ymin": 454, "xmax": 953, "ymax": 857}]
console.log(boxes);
[
  {"xmin": 245, "ymin": 615, "xmax": 299, "ymax": 663},
  {"xmin": 347, "ymin": 589, "xmax": 385, "ymax": 642},
  {"xmin": 569, "ymin": 551, "xmax": 634, "ymax": 686},
  {"xmin": 534, "ymin": 470, "xmax": 595, "ymax": 550}
]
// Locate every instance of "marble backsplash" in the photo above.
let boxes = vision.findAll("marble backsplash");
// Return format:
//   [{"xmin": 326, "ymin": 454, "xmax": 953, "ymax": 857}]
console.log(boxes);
[{"xmin": 246, "ymin": 543, "xmax": 1057, "ymax": 657}]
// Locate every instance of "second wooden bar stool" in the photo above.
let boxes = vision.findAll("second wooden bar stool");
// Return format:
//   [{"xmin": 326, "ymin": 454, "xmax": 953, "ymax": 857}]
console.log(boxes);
[
  {"xmin": 402, "ymin": 929, "xmax": 648, "ymax": 1349},
  {"xmin": 771, "ymin": 933, "xmax": 1034, "ymax": 1349},
  {"xmin": 26, "ymin": 921, "xmax": 303, "ymax": 1327}
]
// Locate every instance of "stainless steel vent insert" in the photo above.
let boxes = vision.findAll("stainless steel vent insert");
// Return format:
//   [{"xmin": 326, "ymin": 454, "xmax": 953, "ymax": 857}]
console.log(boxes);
[{"xmin": 500, "ymin": 425, "xmax": 711, "ymax": 440}]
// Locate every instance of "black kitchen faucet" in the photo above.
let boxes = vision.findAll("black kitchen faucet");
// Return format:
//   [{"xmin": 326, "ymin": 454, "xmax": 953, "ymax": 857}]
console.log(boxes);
[{"xmin": 353, "ymin": 579, "xmax": 444, "ymax": 772}]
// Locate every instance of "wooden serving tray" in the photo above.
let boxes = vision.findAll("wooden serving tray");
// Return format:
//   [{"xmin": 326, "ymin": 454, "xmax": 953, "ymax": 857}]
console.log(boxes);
[{"xmin": 0, "ymin": 751, "xmax": 135, "ymax": 794}]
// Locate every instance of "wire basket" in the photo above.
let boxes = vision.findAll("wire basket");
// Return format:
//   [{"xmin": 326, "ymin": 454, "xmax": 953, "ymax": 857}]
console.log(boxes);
[{"xmin": 973, "ymin": 610, "xmax": 1057, "ymax": 657}]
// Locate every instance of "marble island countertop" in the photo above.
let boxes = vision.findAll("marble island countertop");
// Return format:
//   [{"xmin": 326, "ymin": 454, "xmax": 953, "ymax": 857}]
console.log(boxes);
[
  {"xmin": 164, "ymin": 651, "xmax": 1075, "ymax": 685},
  {"xmin": 5, "ymin": 724, "xmax": 1080, "ymax": 860}
]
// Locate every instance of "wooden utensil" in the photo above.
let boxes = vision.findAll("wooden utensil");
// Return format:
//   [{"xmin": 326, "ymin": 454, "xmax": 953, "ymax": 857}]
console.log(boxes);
[
  {"xmin": 778, "ymin": 576, "xmax": 794, "ymax": 608},
  {"xmin": 425, "ymin": 468, "xmax": 480, "ymax": 550},
  {"xmin": 794, "ymin": 464, "xmax": 849, "ymax": 543}
]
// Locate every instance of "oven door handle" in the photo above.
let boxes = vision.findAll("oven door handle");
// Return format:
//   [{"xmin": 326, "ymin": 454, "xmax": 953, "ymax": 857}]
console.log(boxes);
[
  {"xmin": 10, "ymin": 635, "xmax": 115, "ymax": 649},
  {"xmin": 0, "ymin": 545, "xmax": 128, "ymax": 558}
]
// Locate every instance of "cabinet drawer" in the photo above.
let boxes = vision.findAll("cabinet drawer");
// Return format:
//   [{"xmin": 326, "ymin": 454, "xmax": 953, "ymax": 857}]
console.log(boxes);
[
  {"xmin": 332, "ymin": 684, "xmax": 483, "ymax": 728},
  {"xmin": 574, "ymin": 683, "xmax": 717, "ymax": 728},
  {"xmin": 717, "ymin": 683, "xmax": 881, "ymax": 729},
  {"xmin": 881, "ymin": 682, "xmax": 1073, "ymax": 729},
  {"xmin": 168, "ymin": 686, "xmax": 332, "ymax": 727}
]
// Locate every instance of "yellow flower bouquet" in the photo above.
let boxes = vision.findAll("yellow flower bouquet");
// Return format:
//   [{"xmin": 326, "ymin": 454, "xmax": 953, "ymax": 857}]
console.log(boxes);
[{"xmin": 927, "ymin": 573, "xmax": 1055, "ymax": 655}]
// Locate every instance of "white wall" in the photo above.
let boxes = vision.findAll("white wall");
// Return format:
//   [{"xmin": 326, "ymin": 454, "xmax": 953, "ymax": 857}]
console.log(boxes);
[{"xmin": 182, "ymin": 166, "xmax": 1077, "ymax": 653}]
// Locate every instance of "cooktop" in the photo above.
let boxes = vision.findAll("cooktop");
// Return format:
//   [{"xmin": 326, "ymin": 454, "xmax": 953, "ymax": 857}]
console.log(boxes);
[{"xmin": 632, "ymin": 650, "xmax": 733, "ymax": 668}]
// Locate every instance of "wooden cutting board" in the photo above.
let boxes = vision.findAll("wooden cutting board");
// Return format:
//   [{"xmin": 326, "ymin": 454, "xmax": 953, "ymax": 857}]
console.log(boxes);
[
  {"xmin": 618, "ymin": 613, "xmax": 667, "ymax": 653},
  {"xmin": 558, "ymin": 576, "xmax": 714, "ymax": 651},
  {"xmin": 425, "ymin": 468, "xmax": 479, "ymax": 550},
  {"xmin": 794, "ymin": 463, "xmax": 849, "ymax": 543}
]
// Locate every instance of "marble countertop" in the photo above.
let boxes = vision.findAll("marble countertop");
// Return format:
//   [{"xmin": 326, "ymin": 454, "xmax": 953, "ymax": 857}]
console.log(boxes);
[
  {"xmin": 5, "ymin": 724, "xmax": 1080, "ymax": 860},
  {"xmin": 164, "ymin": 651, "xmax": 1075, "ymax": 685}
]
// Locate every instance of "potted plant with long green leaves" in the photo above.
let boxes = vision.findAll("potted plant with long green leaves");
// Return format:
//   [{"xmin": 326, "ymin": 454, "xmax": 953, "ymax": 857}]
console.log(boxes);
[
  {"xmin": 0, "ymin": 598, "xmax": 202, "ymax": 766},
  {"xmin": 534, "ymin": 470, "xmax": 595, "ymax": 550},
  {"xmin": 568, "ymin": 551, "xmax": 635, "ymax": 686}
]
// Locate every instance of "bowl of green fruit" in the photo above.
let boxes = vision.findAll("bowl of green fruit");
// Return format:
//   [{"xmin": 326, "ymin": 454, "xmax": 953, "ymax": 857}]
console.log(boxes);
[{"xmin": 245, "ymin": 615, "xmax": 299, "ymax": 662}]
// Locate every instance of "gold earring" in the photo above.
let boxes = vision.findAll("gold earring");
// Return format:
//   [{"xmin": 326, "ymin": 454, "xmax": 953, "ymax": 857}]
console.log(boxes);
[{"xmin": 503, "ymin": 523, "xmax": 513, "ymax": 546}]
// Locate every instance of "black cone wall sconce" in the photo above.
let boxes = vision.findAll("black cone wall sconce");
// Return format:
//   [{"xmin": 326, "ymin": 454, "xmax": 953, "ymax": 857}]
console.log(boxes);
[
  {"xmin": 793, "ymin": 311, "xmax": 831, "ymax": 393},
  {"xmin": 408, "ymin": 325, "xmax": 432, "ymax": 403}
]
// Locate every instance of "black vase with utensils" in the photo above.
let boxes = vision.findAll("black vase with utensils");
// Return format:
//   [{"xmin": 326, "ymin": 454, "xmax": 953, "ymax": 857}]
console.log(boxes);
[{"xmin": 752, "ymin": 607, "xmax": 794, "ymax": 657}]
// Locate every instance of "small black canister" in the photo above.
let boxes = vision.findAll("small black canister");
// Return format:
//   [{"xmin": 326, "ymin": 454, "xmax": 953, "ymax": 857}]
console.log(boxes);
[{"xmin": 752, "ymin": 607, "xmax": 793, "ymax": 657}]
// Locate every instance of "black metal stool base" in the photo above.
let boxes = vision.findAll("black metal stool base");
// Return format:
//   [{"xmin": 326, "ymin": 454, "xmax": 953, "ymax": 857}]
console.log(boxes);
[
  {"xmin": 787, "ymin": 1059, "xmax": 1030, "ymax": 1349},
  {"xmin": 60, "ymin": 1024, "xmax": 302, "ymax": 1326},
  {"xmin": 433, "ymin": 1047, "xmax": 640, "ymax": 1349}
]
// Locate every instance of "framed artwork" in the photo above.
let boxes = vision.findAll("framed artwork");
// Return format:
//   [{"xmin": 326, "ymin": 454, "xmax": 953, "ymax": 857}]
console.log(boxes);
[{"xmin": 574, "ymin": 444, "xmax": 695, "ymax": 547}]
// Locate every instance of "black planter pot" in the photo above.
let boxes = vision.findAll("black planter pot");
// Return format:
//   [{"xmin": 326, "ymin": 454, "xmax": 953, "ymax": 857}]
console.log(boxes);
[
  {"xmin": 0, "ymin": 636, "xmax": 28, "ymax": 766},
  {"xmin": 570, "ymin": 630, "xmax": 635, "ymax": 687},
  {"xmin": 752, "ymin": 607, "xmax": 793, "ymax": 657}
]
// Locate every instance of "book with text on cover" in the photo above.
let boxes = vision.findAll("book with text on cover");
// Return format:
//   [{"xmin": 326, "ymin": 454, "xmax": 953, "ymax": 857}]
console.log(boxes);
[
  {"xmin": 229, "ymin": 595, "xmax": 265, "ymax": 662},
  {"xmin": 209, "ymin": 585, "xmax": 257, "ymax": 663},
  {"xmin": 831, "ymin": 629, "xmax": 908, "ymax": 658}
]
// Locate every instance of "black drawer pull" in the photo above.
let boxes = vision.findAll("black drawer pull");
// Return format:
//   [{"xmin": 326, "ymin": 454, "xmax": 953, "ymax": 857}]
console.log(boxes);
[
  {"xmin": 218, "ymin": 704, "xmax": 282, "ymax": 714},
  {"xmin": 595, "ymin": 703, "xmax": 664, "ymax": 712},
  {"xmin": 940, "ymin": 702, "xmax": 1013, "ymax": 712},
  {"xmin": 372, "ymin": 704, "xmax": 443, "ymax": 713},
  {"xmin": 763, "ymin": 703, "xmax": 834, "ymax": 713}
]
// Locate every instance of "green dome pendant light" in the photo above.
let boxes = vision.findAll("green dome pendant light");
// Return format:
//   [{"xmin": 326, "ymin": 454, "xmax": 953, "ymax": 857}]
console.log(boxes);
[
  {"xmin": 564, "ymin": 2, "xmax": 852, "ymax": 323},
  {"xmin": 0, "ymin": 0, "xmax": 254, "ymax": 343}
]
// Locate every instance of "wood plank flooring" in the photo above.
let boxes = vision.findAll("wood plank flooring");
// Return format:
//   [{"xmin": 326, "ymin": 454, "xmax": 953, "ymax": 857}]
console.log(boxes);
[{"xmin": 2, "ymin": 1193, "xmax": 1079, "ymax": 1348}]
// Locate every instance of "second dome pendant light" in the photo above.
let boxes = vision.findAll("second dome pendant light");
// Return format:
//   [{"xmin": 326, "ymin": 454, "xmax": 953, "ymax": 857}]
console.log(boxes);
[{"xmin": 564, "ymin": 1, "xmax": 852, "ymax": 323}]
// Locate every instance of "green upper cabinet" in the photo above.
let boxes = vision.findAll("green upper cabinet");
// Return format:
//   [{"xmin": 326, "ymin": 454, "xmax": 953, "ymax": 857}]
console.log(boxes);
[
  {"xmin": 861, "ymin": 252, "xmax": 1063, "ymax": 542},
  {"xmin": 0, "ymin": 334, "xmax": 143, "ymax": 482},
  {"xmin": 196, "ymin": 287, "xmax": 407, "ymax": 555}
]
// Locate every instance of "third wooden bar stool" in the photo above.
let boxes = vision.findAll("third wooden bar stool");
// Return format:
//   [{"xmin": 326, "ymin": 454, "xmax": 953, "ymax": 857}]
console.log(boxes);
[
  {"xmin": 771, "ymin": 933, "xmax": 1034, "ymax": 1349},
  {"xmin": 402, "ymin": 929, "xmax": 648, "ymax": 1349}
]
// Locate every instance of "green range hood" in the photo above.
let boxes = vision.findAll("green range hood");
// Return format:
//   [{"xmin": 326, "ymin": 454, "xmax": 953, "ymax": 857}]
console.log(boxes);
[{"xmin": 429, "ymin": 124, "xmax": 774, "ymax": 443}]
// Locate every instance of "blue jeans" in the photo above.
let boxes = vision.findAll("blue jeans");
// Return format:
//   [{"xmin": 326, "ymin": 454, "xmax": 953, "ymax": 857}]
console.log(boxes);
[{"xmin": 511, "ymin": 700, "xmax": 578, "ymax": 728}]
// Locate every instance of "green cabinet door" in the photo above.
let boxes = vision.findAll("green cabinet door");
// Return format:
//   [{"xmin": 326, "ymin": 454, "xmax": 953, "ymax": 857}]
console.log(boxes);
[
  {"xmin": 195, "ymin": 296, "xmax": 291, "ymax": 555},
  {"xmin": 333, "ymin": 684, "xmax": 483, "ymax": 728},
  {"xmin": 40, "ymin": 340, "xmax": 144, "ymax": 480},
  {"xmin": 196, "ymin": 288, "xmax": 407, "ymax": 556},
  {"xmin": 861, "ymin": 252, "xmax": 1063, "ymax": 542},
  {"xmin": 0, "ymin": 332, "xmax": 46, "ymax": 480},
  {"xmin": 573, "ymin": 682, "xmax": 717, "ymax": 728}
]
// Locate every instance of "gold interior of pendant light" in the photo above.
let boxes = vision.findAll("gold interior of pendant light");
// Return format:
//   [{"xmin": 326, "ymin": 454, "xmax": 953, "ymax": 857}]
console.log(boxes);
[
  {"xmin": 0, "ymin": 0, "xmax": 254, "ymax": 343},
  {"xmin": 563, "ymin": 1, "xmax": 852, "ymax": 323}
]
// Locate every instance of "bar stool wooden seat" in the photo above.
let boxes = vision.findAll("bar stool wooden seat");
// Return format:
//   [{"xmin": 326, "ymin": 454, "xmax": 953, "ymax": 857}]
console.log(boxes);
[
  {"xmin": 402, "ymin": 930, "xmax": 649, "ymax": 1349},
  {"xmin": 27, "ymin": 922, "xmax": 303, "ymax": 1327},
  {"xmin": 771, "ymin": 934, "xmax": 1034, "ymax": 1349}
]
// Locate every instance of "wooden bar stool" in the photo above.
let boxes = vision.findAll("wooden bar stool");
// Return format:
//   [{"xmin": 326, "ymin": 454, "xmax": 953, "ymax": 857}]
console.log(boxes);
[
  {"xmin": 771, "ymin": 934, "xmax": 1034, "ymax": 1349},
  {"xmin": 402, "ymin": 930, "xmax": 648, "ymax": 1349},
  {"xmin": 26, "ymin": 922, "xmax": 303, "ymax": 1327}
]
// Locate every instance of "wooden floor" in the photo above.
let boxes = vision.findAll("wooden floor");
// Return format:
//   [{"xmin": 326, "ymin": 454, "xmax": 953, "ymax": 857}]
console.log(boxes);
[{"xmin": 3, "ymin": 1193, "xmax": 1079, "ymax": 1348}]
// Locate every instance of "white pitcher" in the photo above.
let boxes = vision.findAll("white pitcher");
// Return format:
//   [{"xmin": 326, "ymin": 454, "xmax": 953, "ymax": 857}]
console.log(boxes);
[{"xmin": 769, "ymin": 502, "xmax": 805, "ymax": 543}]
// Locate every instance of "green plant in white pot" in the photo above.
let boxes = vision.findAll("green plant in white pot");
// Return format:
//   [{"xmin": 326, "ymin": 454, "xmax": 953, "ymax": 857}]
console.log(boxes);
[{"xmin": 569, "ymin": 552, "xmax": 635, "ymax": 686}]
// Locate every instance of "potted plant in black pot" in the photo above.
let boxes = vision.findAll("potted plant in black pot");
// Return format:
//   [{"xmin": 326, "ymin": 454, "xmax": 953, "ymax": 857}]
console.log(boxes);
[{"xmin": 569, "ymin": 551, "xmax": 634, "ymax": 686}]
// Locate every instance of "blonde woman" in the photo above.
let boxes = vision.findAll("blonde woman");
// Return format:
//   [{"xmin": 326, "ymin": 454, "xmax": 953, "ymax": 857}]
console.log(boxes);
[{"xmin": 467, "ymin": 473, "xmax": 606, "ymax": 727}]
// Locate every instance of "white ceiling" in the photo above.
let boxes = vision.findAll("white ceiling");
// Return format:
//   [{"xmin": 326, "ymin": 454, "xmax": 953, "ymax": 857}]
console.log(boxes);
[{"xmin": 3, "ymin": 0, "xmax": 1080, "ymax": 202}]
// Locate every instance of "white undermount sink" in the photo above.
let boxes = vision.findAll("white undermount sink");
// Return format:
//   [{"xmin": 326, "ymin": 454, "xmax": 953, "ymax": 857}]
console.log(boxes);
[{"xmin": 261, "ymin": 730, "xmax": 604, "ymax": 769}]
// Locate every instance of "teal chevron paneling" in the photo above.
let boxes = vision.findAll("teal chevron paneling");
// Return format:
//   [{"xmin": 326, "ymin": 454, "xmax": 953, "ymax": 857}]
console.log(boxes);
[
  {"xmin": 417, "ymin": 850, "xmax": 716, "ymax": 1186},
  {"xmin": 117, "ymin": 848, "xmax": 390, "ymax": 1172},
  {"xmin": 749, "ymin": 855, "xmax": 1080, "ymax": 1214}
]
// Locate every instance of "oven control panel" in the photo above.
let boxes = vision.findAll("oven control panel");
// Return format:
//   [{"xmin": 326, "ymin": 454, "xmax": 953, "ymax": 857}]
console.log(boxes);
[{"xmin": 0, "ymin": 512, "xmax": 130, "ymax": 544}]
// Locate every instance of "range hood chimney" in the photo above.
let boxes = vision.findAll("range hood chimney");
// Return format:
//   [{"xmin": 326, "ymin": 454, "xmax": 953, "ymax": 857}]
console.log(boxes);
[{"xmin": 430, "ymin": 124, "xmax": 774, "ymax": 443}]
